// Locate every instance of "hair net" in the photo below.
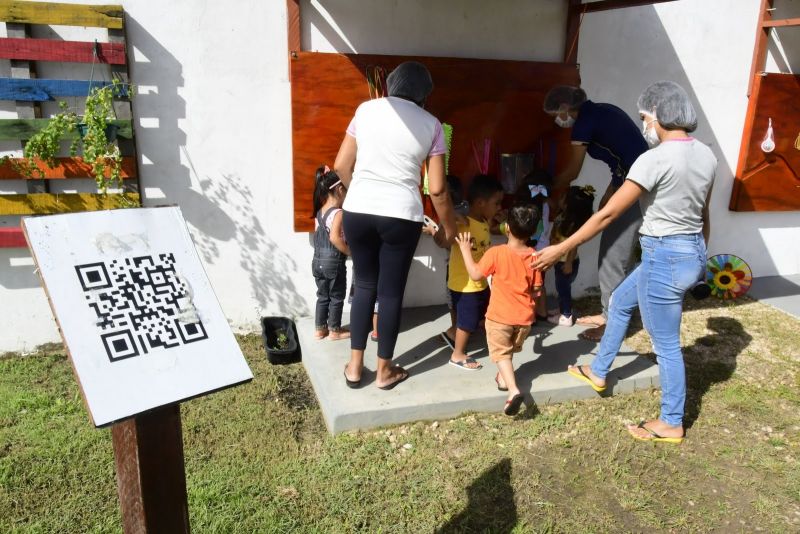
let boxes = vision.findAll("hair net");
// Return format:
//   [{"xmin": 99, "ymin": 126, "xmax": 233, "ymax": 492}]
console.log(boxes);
[
  {"xmin": 387, "ymin": 61, "xmax": 433, "ymax": 105},
  {"xmin": 543, "ymin": 86, "xmax": 587, "ymax": 113},
  {"xmin": 637, "ymin": 81, "xmax": 697, "ymax": 132}
]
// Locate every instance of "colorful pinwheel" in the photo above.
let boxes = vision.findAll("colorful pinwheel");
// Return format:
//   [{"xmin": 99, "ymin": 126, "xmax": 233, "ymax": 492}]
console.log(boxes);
[{"xmin": 706, "ymin": 254, "xmax": 752, "ymax": 299}]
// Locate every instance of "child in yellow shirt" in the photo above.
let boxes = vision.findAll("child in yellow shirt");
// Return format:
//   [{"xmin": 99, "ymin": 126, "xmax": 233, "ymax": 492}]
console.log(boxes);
[{"xmin": 435, "ymin": 174, "xmax": 504, "ymax": 370}]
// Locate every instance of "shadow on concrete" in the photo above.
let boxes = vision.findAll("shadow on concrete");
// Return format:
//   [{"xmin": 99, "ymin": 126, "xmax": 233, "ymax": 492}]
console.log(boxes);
[{"xmin": 434, "ymin": 458, "xmax": 517, "ymax": 534}]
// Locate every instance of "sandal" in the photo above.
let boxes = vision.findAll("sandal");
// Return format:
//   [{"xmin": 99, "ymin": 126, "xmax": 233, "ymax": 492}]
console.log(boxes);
[
  {"xmin": 504, "ymin": 393, "xmax": 524, "ymax": 416},
  {"xmin": 495, "ymin": 372, "xmax": 508, "ymax": 392},
  {"xmin": 328, "ymin": 328, "xmax": 350, "ymax": 341},
  {"xmin": 344, "ymin": 364, "xmax": 361, "ymax": 389},
  {"xmin": 578, "ymin": 325, "xmax": 605, "ymax": 342},
  {"xmin": 566, "ymin": 364, "xmax": 606, "ymax": 393},
  {"xmin": 314, "ymin": 327, "xmax": 328, "ymax": 340},
  {"xmin": 576, "ymin": 315, "xmax": 606, "ymax": 327},
  {"xmin": 628, "ymin": 421, "xmax": 684, "ymax": 444},
  {"xmin": 449, "ymin": 357, "xmax": 482, "ymax": 371},
  {"xmin": 377, "ymin": 367, "xmax": 409, "ymax": 390}
]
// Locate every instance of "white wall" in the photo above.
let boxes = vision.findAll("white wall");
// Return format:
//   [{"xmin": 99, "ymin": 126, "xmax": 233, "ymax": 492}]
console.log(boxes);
[
  {"xmin": 1, "ymin": 0, "xmax": 798, "ymax": 353},
  {"xmin": 576, "ymin": 0, "xmax": 800, "ymax": 282}
]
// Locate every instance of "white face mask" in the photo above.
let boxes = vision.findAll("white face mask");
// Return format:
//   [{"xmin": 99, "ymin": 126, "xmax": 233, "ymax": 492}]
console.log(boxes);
[
  {"xmin": 555, "ymin": 114, "xmax": 575, "ymax": 128},
  {"xmin": 642, "ymin": 117, "xmax": 660, "ymax": 146}
]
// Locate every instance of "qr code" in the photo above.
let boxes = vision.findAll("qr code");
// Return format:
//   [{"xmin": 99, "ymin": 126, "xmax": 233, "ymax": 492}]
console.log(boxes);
[{"xmin": 75, "ymin": 253, "xmax": 208, "ymax": 362}]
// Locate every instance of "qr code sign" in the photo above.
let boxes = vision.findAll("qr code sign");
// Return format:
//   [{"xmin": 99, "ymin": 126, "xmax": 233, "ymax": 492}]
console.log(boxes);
[{"xmin": 75, "ymin": 253, "xmax": 208, "ymax": 362}]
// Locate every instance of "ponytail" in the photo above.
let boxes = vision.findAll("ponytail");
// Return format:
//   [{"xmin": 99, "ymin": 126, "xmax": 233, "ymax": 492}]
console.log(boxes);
[{"xmin": 312, "ymin": 165, "xmax": 342, "ymax": 218}]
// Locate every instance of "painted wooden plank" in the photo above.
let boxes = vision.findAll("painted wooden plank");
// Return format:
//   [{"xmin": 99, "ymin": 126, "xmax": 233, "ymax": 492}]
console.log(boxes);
[
  {"xmin": 0, "ymin": 37, "xmax": 126, "ymax": 64},
  {"xmin": 0, "ymin": 156, "xmax": 137, "ymax": 179},
  {"xmin": 0, "ymin": 1, "xmax": 123, "ymax": 29},
  {"xmin": 0, "ymin": 119, "xmax": 132, "ymax": 140},
  {"xmin": 0, "ymin": 192, "xmax": 139, "ymax": 215},
  {"xmin": 0, "ymin": 227, "xmax": 26, "ymax": 247},
  {"xmin": 0, "ymin": 78, "xmax": 127, "ymax": 101}
]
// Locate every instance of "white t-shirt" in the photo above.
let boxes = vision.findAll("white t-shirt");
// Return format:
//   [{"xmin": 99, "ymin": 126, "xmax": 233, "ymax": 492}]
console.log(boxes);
[
  {"xmin": 342, "ymin": 97, "xmax": 446, "ymax": 222},
  {"xmin": 627, "ymin": 138, "xmax": 716, "ymax": 237}
]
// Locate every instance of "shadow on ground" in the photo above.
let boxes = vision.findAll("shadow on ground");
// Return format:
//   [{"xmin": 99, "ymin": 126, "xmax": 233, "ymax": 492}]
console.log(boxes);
[{"xmin": 435, "ymin": 458, "xmax": 517, "ymax": 533}]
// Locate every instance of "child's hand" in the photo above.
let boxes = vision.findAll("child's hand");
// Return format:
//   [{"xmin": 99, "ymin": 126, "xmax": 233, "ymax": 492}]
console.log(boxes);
[
  {"xmin": 562, "ymin": 260, "xmax": 573, "ymax": 275},
  {"xmin": 422, "ymin": 223, "xmax": 437, "ymax": 236},
  {"xmin": 455, "ymin": 232, "xmax": 472, "ymax": 253}
]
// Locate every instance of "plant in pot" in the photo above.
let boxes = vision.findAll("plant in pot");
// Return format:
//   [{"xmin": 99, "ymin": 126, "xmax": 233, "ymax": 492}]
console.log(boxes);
[{"xmin": 14, "ymin": 79, "xmax": 133, "ymax": 193}]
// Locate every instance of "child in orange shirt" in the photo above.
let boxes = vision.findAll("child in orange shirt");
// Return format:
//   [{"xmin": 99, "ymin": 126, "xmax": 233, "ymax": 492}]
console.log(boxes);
[{"xmin": 455, "ymin": 204, "xmax": 543, "ymax": 415}]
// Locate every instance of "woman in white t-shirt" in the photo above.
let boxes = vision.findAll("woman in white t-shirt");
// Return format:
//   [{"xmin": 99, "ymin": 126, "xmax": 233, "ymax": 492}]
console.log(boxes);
[
  {"xmin": 534, "ymin": 81, "xmax": 717, "ymax": 444},
  {"xmin": 334, "ymin": 61, "xmax": 457, "ymax": 390}
]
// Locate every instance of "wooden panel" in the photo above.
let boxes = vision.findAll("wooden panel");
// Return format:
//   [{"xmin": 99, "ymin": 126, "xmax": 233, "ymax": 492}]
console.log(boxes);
[
  {"xmin": 0, "ymin": 227, "xmax": 26, "ymax": 247},
  {"xmin": 0, "ymin": 118, "xmax": 132, "ymax": 140},
  {"xmin": 291, "ymin": 52, "xmax": 579, "ymax": 232},
  {"xmin": 0, "ymin": 156, "xmax": 137, "ymax": 179},
  {"xmin": 0, "ymin": 37, "xmax": 126, "ymax": 64},
  {"xmin": 0, "ymin": 78, "xmax": 125, "ymax": 101},
  {"xmin": 286, "ymin": 0, "xmax": 300, "ymax": 52},
  {"xmin": 730, "ymin": 73, "xmax": 800, "ymax": 211},
  {"xmin": 0, "ymin": 192, "xmax": 139, "ymax": 215},
  {"xmin": 0, "ymin": 1, "xmax": 123, "ymax": 29}
]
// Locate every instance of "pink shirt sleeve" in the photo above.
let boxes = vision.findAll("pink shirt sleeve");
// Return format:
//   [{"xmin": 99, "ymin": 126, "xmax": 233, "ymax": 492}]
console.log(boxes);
[
  {"xmin": 429, "ymin": 121, "xmax": 446, "ymax": 156},
  {"xmin": 346, "ymin": 116, "xmax": 356, "ymax": 137}
]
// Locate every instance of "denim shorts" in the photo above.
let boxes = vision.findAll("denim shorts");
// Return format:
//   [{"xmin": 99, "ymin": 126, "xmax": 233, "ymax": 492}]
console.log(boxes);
[{"xmin": 450, "ymin": 288, "xmax": 490, "ymax": 332}]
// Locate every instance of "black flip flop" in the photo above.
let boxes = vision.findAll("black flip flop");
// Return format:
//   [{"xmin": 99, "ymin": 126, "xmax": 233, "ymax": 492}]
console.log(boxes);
[
  {"xmin": 344, "ymin": 365, "xmax": 360, "ymax": 389},
  {"xmin": 504, "ymin": 393, "xmax": 524, "ymax": 416},
  {"xmin": 377, "ymin": 369, "xmax": 410, "ymax": 390}
]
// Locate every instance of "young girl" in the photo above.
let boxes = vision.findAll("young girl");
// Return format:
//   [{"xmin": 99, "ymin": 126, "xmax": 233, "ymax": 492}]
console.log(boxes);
[
  {"xmin": 547, "ymin": 185, "xmax": 595, "ymax": 326},
  {"xmin": 312, "ymin": 165, "xmax": 351, "ymax": 340}
]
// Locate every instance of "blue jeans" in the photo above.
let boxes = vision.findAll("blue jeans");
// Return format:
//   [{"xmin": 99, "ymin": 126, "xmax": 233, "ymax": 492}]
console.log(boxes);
[
  {"xmin": 554, "ymin": 258, "xmax": 580, "ymax": 316},
  {"xmin": 590, "ymin": 234, "xmax": 706, "ymax": 426}
]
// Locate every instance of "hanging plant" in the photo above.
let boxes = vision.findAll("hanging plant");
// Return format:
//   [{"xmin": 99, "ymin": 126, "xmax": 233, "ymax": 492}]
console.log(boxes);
[{"xmin": 16, "ymin": 79, "xmax": 133, "ymax": 192}]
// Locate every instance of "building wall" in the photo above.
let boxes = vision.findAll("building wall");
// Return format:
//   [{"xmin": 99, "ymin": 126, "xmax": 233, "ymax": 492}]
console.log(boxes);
[{"xmin": 0, "ymin": 0, "xmax": 797, "ymax": 352}]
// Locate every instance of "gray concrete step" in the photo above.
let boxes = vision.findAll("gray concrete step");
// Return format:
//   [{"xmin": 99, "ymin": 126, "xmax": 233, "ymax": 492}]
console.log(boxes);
[{"xmin": 298, "ymin": 306, "xmax": 659, "ymax": 434}]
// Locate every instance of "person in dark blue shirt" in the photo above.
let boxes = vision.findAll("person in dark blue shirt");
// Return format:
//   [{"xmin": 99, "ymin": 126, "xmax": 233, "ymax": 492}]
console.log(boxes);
[{"xmin": 543, "ymin": 86, "xmax": 648, "ymax": 341}]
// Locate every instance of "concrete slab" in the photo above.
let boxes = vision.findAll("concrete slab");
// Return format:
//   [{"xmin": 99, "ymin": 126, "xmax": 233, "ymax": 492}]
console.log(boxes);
[
  {"xmin": 748, "ymin": 274, "xmax": 800, "ymax": 318},
  {"xmin": 299, "ymin": 305, "xmax": 659, "ymax": 434}
]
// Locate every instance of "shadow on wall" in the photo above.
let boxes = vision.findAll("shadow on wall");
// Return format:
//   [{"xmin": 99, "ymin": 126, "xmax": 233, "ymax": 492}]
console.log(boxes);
[
  {"xmin": 579, "ymin": 3, "xmax": 799, "ymax": 280},
  {"xmin": 125, "ymin": 15, "xmax": 308, "ymax": 317}
]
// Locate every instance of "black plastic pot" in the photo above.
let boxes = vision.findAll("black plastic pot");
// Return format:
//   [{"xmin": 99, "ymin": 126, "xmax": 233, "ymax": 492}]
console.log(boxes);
[{"xmin": 261, "ymin": 316, "xmax": 301, "ymax": 364}]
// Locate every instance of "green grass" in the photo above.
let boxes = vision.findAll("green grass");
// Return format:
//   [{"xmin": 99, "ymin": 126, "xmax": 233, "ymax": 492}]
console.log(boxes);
[{"xmin": 2, "ymin": 296, "xmax": 800, "ymax": 532}]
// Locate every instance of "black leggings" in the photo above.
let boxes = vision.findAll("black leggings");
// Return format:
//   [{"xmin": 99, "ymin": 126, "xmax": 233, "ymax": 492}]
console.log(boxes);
[{"xmin": 342, "ymin": 211, "xmax": 422, "ymax": 359}]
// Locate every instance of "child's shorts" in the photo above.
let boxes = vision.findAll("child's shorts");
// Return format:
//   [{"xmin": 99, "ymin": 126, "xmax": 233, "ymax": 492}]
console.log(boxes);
[
  {"xmin": 485, "ymin": 318, "xmax": 531, "ymax": 363},
  {"xmin": 450, "ymin": 288, "xmax": 489, "ymax": 332}
]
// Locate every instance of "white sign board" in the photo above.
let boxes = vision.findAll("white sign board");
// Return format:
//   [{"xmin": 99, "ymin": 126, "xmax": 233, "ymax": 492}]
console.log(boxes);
[{"xmin": 23, "ymin": 207, "xmax": 253, "ymax": 427}]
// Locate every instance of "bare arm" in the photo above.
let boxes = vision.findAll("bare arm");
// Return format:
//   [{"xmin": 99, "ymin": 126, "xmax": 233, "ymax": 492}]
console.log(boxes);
[
  {"xmin": 427, "ymin": 154, "xmax": 457, "ymax": 243},
  {"xmin": 702, "ymin": 182, "xmax": 714, "ymax": 246},
  {"xmin": 329, "ymin": 211, "xmax": 350, "ymax": 256},
  {"xmin": 455, "ymin": 232, "xmax": 485, "ymax": 282},
  {"xmin": 333, "ymin": 134, "xmax": 357, "ymax": 188},
  {"xmin": 553, "ymin": 143, "xmax": 588, "ymax": 191},
  {"xmin": 533, "ymin": 180, "xmax": 644, "ymax": 271}
]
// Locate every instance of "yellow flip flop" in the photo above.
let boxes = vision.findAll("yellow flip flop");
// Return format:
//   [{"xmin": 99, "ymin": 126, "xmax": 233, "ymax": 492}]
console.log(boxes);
[
  {"xmin": 628, "ymin": 422, "xmax": 684, "ymax": 444},
  {"xmin": 567, "ymin": 365, "xmax": 606, "ymax": 393}
]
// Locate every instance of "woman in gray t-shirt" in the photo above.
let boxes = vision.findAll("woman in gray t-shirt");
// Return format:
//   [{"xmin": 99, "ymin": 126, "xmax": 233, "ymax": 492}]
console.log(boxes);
[{"xmin": 534, "ymin": 81, "xmax": 716, "ymax": 444}]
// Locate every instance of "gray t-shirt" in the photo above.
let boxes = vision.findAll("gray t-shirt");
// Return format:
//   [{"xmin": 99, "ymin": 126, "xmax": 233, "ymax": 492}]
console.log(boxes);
[{"xmin": 627, "ymin": 138, "xmax": 716, "ymax": 237}]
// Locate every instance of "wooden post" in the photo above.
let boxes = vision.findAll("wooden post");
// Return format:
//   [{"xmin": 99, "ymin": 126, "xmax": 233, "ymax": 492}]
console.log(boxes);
[{"xmin": 111, "ymin": 404, "xmax": 191, "ymax": 534}]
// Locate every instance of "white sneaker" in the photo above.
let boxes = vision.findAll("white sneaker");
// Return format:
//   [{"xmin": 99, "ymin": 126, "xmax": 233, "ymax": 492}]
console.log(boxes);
[{"xmin": 547, "ymin": 314, "xmax": 574, "ymax": 326}]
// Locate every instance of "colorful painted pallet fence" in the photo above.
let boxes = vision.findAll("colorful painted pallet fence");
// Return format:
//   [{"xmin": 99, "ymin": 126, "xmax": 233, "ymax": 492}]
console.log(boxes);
[
  {"xmin": 0, "ymin": 78, "xmax": 128, "ymax": 101},
  {"xmin": 0, "ymin": 192, "xmax": 139, "ymax": 215},
  {"xmin": 0, "ymin": 37, "xmax": 126, "ymax": 64},
  {"xmin": 0, "ymin": 119, "xmax": 132, "ymax": 140},
  {"xmin": 0, "ymin": 1, "xmax": 138, "ymax": 247},
  {"xmin": 0, "ymin": 157, "xmax": 137, "ymax": 180},
  {"xmin": 0, "ymin": 0, "xmax": 123, "ymax": 29}
]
